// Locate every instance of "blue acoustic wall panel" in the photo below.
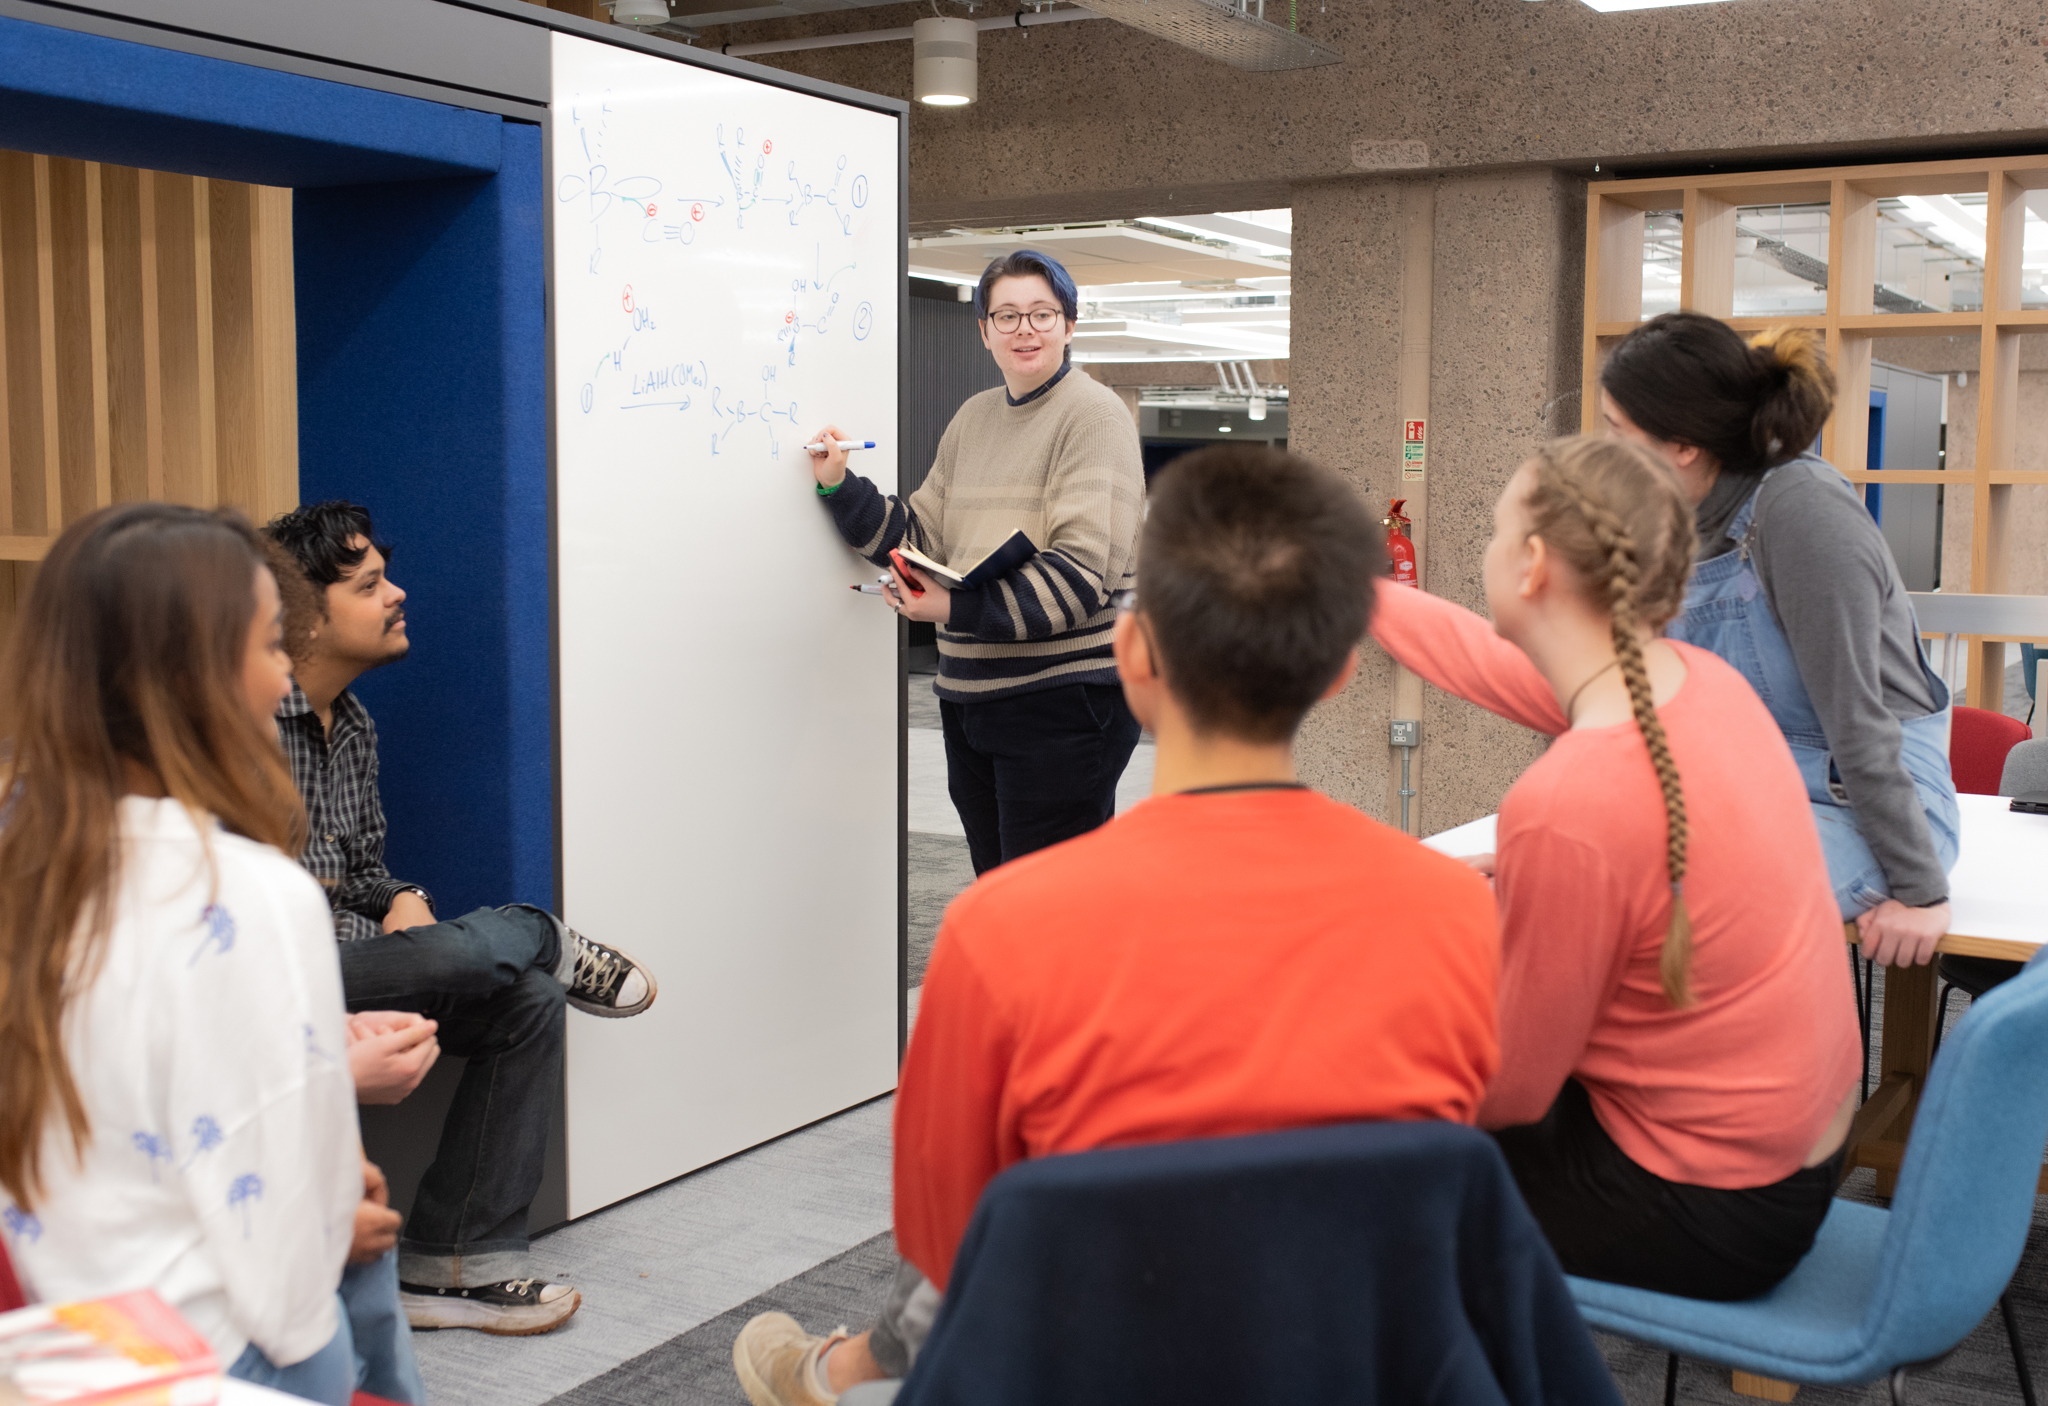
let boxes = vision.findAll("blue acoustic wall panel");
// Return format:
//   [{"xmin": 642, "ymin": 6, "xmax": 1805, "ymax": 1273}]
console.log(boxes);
[
  {"xmin": 295, "ymin": 122, "xmax": 552, "ymax": 916},
  {"xmin": 0, "ymin": 15, "xmax": 502, "ymax": 186},
  {"xmin": 0, "ymin": 12, "xmax": 553, "ymax": 918}
]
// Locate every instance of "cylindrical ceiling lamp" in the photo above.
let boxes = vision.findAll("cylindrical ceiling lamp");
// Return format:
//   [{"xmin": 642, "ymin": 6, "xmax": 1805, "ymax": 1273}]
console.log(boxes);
[
  {"xmin": 1248, "ymin": 396, "xmax": 1268, "ymax": 421},
  {"xmin": 913, "ymin": 17, "xmax": 977, "ymax": 106},
  {"xmin": 613, "ymin": 0, "xmax": 671, "ymax": 25}
]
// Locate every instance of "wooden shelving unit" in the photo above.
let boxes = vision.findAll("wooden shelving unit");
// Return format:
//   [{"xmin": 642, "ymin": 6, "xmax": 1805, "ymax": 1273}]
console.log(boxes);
[{"xmin": 1583, "ymin": 155, "xmax": 2048, "ymax": 707}]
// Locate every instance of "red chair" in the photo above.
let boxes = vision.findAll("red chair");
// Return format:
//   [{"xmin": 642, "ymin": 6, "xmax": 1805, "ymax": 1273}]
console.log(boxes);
[
  {"xmin": 1951, "ymin": 705, "xmax": 2033, "ymax": 795},
  {"xmin": 0, "ymin": 1239, "xmax": 23, "ymax": 1313}
]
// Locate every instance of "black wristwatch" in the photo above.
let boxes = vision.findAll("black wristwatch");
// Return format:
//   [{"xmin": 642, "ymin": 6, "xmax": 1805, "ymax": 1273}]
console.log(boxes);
[{"xmin": 395, "ymin": 885, "xmax": 435, "ymax": 915}]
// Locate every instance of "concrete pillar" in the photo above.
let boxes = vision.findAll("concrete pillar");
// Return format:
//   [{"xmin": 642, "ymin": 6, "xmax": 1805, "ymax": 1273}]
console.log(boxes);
[{"xmin": 1291, "ymin": 168, "xmax": 1586, "ymax": 833}]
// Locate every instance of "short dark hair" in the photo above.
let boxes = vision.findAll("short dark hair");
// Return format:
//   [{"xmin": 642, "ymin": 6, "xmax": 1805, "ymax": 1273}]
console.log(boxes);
[
  {"xmin": 264, "ymin": 501, "xmax": 392, "ymax": 614},
  {"xmin": 1138, "ymin": 446, "xmax": 1379, "ymax": 744},
  {"xmin": 973, "ymin": 248, "xmax": 1079, "ymax": 324},
  {"xmin": 1600, "ymin": 312, "xmax": 1835, "ymax": 479}
]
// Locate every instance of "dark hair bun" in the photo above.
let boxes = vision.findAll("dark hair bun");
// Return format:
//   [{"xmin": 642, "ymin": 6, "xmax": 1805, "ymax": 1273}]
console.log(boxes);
[{"xmin": 1745, "ymin": 328, "xmax": 1834, "ymax": 466}]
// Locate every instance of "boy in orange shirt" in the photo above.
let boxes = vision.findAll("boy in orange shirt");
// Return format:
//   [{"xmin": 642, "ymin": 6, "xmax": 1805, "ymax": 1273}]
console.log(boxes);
[{"xmin": 734, "ymin": 445, "xmax": 1501, "ymax": 1406}]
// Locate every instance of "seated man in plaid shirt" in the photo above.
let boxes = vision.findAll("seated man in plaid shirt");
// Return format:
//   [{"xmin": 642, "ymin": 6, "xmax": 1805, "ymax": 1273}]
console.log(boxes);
[{"xmin": 267, "ymin": 500, "xmax": 657, "ymax": 1338}]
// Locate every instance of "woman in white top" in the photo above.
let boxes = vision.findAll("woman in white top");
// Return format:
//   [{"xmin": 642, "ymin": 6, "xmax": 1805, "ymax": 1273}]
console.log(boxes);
[{"xmin": 0, "ymin": 504, "xmax": 365, "ymax": 1403}]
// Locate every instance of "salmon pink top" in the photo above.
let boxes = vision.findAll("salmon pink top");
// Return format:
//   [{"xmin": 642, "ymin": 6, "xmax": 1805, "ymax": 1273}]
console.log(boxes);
[{"xmin": 1373, "ymin": 585, "xmax": 1860, "ymax": 1189}]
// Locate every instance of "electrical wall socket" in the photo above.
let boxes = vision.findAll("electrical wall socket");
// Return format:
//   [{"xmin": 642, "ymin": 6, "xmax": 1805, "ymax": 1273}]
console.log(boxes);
[{"xmin": 1389, "ymin": 720, "xmax": 1420, "ymax": 747}]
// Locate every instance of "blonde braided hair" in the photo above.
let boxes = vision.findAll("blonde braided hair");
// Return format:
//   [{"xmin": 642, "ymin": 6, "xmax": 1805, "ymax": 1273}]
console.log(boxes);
[{"xmin": 1526, "ymin": 436, "xmax": 1699, "ymax": 1007}]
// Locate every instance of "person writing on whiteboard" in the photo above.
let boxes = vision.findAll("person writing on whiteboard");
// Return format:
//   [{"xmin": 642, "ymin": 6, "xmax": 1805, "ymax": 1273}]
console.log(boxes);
[{"xmin": 808, "ymin": 249, "xmax": 1146, "ymax": 874}]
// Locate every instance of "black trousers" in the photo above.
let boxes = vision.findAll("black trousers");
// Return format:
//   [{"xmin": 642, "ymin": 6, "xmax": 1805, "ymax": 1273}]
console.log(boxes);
[
  {"xmin": 1493, "ymin": 1079, "xmax": 1841, "ymax": 1301},
  {"xmin": 939, "ymin": 682, "xmax": 1142, "ymax": 876}
]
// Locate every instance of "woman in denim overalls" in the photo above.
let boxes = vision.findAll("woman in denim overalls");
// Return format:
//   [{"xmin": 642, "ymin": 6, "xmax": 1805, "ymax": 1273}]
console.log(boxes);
[{"xmin": 1598, "ymin": 313, "xmax": 1959, "ymax": 971}]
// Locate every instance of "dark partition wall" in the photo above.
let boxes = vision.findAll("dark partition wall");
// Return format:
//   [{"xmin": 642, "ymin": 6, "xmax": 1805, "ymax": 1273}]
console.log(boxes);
[{"xmin": 906, "ymin": 287, "xmax": 1003, "ymax": 497}]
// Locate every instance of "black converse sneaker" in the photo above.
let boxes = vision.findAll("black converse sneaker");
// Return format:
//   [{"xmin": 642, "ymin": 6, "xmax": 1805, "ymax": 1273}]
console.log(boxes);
[
  {"xmin": 399, "ymin": 1278, "xmax": 582, "ymax": 1336},
  {"xmin": 559, "ymin": 928, "xmax": 657, "ymax": 1018}
]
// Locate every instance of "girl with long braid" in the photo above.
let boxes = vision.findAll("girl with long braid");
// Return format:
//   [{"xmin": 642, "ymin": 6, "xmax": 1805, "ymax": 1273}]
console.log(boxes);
[{"xmin": 1372, "ymin": 435, "xmax": 1861, "ymax": 1299}]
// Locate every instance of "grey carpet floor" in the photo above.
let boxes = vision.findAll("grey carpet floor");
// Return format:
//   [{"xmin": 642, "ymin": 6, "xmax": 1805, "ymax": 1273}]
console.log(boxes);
[
  {"xmin": 544, "ymin": 1232, "xmax": 901, "ymax": 1406},
  {"xmin": 908, "ymin": 832, "xmax": 974, "ymax": 986}
]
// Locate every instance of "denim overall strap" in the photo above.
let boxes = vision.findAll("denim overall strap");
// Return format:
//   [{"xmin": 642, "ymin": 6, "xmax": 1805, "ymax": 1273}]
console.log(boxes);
[
  {"xmin": 1667, "ymin": 467, "xmax": 1830, "ymax": 757},
  {"xmin": 1668, "ymin": 457, "xmax": 1962, "ymax": 912}
]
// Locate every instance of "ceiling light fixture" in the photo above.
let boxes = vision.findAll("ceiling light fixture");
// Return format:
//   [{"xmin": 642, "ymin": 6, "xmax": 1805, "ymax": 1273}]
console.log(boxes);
[
  {"xmin": 1248, "ymin": 396, "xmax": 1267, "ymax": 421},
  {"xmin": 610, "ymin": 0, "xmax": 673, "ymax": 24},
  {"xmin": 913, "ymin": 17, "xmax": 977, "ymax": 106}
]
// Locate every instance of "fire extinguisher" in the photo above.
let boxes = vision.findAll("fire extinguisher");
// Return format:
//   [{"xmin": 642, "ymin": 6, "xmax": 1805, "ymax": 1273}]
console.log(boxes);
[{"xmin": 1383, "ymin": 499, "xmax": 1418, "ymax": 588}]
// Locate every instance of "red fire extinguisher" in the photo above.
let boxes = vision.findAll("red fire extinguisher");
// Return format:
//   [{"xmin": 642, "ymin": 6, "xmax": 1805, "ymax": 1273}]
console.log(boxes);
[{"xmin": 1384, "ymin": 499, "xmax": 1418, "ymax": 588}]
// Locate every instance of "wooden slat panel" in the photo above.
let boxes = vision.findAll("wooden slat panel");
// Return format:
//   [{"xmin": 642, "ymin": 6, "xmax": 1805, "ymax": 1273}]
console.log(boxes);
[
  {"xmin": 1, "ymin": 152, "xmax": 49, "ymax": 535},
  {"xmin": 209, "ymin": 182, "xmax": 298, "ymax": 526},
  {"xmin": 209, "ymin": 180, "xmax": 259, "ymax": 519},
  {"xmin": 156, "ymin": 173, "xmax": 217, "ymax": 507},
  {"xmin": 0, "ymin": 536, "xmax": 52, "ymax": 561},
  {"xmin": 48, "ymin": 157, "xmax": 110, "ymax": 525},
  {"xmin": 30, "ymin": 156, "xmax": 59, "ymax": 535},
  {"xmin": 101, "ymin": 164, "xmax": 167, "ymax": 504},
  {"xmin": 248, "ymin": 185, "xmax": 297, "ymax": 525}
]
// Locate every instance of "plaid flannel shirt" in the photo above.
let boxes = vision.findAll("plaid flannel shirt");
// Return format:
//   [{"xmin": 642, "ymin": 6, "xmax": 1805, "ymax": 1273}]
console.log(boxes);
[{"xmin": 276, "ymin": 683, "xmax": 431, "ymax": 943}]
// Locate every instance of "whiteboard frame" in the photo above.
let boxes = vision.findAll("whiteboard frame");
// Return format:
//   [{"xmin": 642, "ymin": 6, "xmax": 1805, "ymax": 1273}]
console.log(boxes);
[{"xmin": 540, "ymin": 26, "xmax": 909, "ymax": 1222}]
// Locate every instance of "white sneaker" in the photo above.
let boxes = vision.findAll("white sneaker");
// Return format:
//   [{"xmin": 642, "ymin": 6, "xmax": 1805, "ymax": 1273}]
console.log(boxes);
[
  {"xmin": 733, "ymin": 1312, "xmax": 848, "ymax": 1406},
  {"xmin": 399, "ymin": 1278, "xmax": 582, "ymax": 1336}
]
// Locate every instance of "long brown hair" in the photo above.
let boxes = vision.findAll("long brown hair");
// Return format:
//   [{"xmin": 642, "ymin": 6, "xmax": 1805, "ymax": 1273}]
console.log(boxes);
[
  {"xmin": 0, "ymin": 503, "xmax": 305, "ymax": 1210},
  {"xmin": 1525, "ymin": 436, "xmax": 1699, "ymax": 1006}
]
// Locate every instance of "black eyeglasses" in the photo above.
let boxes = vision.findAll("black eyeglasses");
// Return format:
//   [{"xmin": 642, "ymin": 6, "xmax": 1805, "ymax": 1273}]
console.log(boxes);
[{"xmin": 987, "ymin": 309, "xmax": 1067, "ymax": 334}]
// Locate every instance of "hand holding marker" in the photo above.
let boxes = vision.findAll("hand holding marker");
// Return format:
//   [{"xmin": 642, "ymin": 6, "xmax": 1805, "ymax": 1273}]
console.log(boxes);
[{"xmin": 806, "ymin": 438, "xmax": 876, "ymax": 452}]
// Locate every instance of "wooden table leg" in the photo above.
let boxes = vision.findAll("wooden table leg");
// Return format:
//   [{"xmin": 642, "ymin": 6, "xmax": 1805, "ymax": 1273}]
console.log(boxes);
[{"xmin": 1870, "ymin": 959, "xmax": 1940, "ymax": 1197}]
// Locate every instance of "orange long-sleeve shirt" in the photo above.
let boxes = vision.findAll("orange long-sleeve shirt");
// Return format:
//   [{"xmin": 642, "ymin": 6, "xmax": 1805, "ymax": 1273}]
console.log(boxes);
[
  {"xmin": 1372, "ymin": 585, "xmax": 1861, "ymax": 1188},
  {"xmin": 892, "ymin": 788, "xmax": 1500, "ymax": 1291}
]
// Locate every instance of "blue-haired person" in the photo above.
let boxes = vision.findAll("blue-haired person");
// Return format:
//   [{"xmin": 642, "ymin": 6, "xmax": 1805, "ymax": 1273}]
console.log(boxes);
[{"xmin": 809, "ymin": 249, "xmax": 1146, "ymax": 873}]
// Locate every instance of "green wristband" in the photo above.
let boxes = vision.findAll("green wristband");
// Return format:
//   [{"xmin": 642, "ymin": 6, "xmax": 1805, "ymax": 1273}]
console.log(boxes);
[{"xmin": 816, "ymin": 478, "xmax": 843, "ymax": 497}]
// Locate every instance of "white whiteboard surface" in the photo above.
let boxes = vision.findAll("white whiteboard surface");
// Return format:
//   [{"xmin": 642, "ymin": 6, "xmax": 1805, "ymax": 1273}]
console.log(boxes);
[{"xmin": 551, "ymin": 32, "xmax": 901, "ymax": 1218}]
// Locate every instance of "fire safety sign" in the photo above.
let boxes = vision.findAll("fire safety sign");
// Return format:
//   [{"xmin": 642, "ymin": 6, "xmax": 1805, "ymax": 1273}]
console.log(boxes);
[{"xmin": 1403, "ymin": 419, "xmax": 1427, "ymax": 481}]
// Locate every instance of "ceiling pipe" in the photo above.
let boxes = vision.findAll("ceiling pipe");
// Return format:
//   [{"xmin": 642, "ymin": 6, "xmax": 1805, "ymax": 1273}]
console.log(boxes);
[{"xmin": 724, "ymin": 7, "xmax": 1100, "ymax": 57}]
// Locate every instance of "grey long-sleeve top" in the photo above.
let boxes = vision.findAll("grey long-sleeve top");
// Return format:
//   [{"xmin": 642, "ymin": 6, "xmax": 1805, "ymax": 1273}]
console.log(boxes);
[{"xmin": 1694, "ymin": 460, "xmax": 1948, "ymax": 907}]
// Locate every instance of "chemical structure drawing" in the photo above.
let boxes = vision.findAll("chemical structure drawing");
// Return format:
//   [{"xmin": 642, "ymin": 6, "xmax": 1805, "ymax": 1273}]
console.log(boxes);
[
  {"xmin": 557, "ymin": 86, "xmax": 889, "ymax": 466},
  {"xmin": 557, "ymin": 96, "xmax": 666, "ymax": 275},
  {"xmin": 776, "ymin": 244, "xmax": 860, "ymax": 367},
  {"xmin": 710, "ymin": 363, "xmax": 800, "ymax": 459}
]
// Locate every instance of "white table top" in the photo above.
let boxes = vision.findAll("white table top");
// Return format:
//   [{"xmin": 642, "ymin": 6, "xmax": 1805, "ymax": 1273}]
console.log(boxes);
[
  {"xmin": 1418, "ymin": 794, "xmax": 2042, "ymax": 950},
  {"xmin": 219, "ymin": 1378, "xmax": 303, "ymax": 1404},
  {"xmin": 1948, "ymin": 792, "xmax": 2047, "ymax": 947}
]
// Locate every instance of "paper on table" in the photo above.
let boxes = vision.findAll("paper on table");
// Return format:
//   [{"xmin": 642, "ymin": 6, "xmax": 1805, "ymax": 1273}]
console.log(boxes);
[{"xmin": 1420, "ymin": 814, "xmax": 1497, "ymax": 858}]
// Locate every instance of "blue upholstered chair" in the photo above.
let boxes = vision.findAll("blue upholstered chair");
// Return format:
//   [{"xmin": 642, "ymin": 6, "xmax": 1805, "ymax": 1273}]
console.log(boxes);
[{"xmin": 1569, "ymin": 952, "xmax": 2048, "ymax": 1404}]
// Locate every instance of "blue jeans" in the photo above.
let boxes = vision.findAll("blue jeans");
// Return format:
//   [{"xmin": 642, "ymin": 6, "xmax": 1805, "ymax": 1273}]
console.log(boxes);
[
  {"xmin": 940, "ymin": 682, "xmax": 1142, "ymax": 876},
  {"xmin": 228, "ymin": 1306, "xmax": 354, "ymax": 1405},
  {"xmin": 227, "ymin": 1252, "xmax": 425, "ymax": 1404},
  {"xmin": 339, "ymin": 905, "xmax": 567, "ymax": 1288}
]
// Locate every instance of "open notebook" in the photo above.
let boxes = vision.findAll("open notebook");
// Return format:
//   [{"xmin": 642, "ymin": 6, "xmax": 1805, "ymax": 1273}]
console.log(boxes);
[{"xmin": 891, "ymin": 530, "xmax": 1037, "ymax": 590}]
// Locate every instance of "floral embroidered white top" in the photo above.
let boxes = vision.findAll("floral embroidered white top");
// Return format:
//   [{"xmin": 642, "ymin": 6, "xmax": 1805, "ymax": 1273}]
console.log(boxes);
[{"xmin": 3, "ymin": 797, "xmax": 359, "ymax": 1370}]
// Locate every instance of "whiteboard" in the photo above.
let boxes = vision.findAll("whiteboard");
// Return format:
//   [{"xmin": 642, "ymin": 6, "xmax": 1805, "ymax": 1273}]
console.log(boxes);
[{"xmin": 550, "ymin": 33, "xmax": 901, "ymax": 1217}]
